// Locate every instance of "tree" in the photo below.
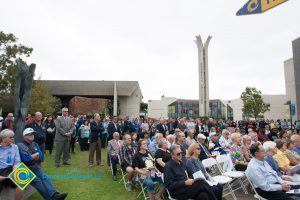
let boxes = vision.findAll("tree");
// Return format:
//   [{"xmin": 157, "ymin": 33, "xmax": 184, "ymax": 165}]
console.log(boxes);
[
  {"xmin": 0, "ymin": 31, "xmax": 33, "ymax": 113},
  {"xmin": 140, "ymin": 102, "xmax": 148, "ymax": 112},
  {"xmin": 0, "ymin": 31, "xmax": 33, "ymax": 93},
  {"xmin": 28, "ymin": 80, "xmax": 61, "ymax": 115},
  {"xmin": 240, "ymin": 87, "xmax": 271, "ymax": 119}
]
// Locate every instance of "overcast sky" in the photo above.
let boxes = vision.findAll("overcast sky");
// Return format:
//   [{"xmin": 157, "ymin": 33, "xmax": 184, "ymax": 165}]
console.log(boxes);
[{"xmin": 1, "ymin": 0, "xmax": 299, "ymax": 102}]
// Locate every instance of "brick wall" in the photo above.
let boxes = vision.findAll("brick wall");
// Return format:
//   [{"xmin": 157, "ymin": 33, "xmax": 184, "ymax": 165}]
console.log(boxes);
[{"xmin": 69, "ymin": 96, "xmax": 109, "ymax": 116}]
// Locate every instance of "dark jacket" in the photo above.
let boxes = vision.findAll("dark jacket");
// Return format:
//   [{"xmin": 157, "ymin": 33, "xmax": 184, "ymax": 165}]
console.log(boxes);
[
  {"xmin": 107, "ymin": 122, "xmax": 121, "ymax": 140},
  {"xmin": 26, "ymin": 121, "xmax": 46, "ymax": 145},
  {"xmin": 156, "ymin": 123, "xmax": 168, "ymax": 135},
  {"xmin": 90, "ymin": 121, "xmax": 104, "ymax": 143}
]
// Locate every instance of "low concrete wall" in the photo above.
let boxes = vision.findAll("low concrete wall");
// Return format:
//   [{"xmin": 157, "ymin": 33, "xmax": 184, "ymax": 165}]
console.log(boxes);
[{"xmin": 0, "ymin": 185, "xmax": 36, "ymax": 200}]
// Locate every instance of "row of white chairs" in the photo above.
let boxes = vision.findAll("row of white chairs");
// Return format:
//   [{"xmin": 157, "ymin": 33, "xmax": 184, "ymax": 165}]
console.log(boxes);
[
  {"xmin": 201, "ymin": 154, "xmax": 248, "ymax": 200},
  {"xmin": 112, "ymin": 153, "xmax": 264, "ymax": 200},
  {"xmin": 109, "ymin": 154, "xmax": 155, "ymax": 200}
]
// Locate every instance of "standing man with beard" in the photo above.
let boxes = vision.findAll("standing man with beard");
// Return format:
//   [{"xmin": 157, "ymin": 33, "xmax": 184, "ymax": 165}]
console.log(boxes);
[{"xmin": 54, "ymin": 107, "xmax": 73, "ymax": 167}]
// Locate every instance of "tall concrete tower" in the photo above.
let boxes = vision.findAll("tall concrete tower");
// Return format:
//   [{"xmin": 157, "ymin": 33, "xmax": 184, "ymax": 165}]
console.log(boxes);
[{"xmin": 194, "ymin": 35, "xmax": 212, "ymax": 117}]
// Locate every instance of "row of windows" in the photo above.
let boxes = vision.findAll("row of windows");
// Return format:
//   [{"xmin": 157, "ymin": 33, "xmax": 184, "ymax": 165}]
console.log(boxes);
[{"xmin": 168, "ymin": 101, "xmax": 233, "ymax": 119}]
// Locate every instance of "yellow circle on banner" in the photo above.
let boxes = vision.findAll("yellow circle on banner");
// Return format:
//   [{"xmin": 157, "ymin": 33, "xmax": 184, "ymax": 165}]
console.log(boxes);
[
  {"xmin": 13, "ymin": 168, "xmax": 30, "ymax": 185},
  {"xmin": 247, "ymin": 0, "xmax": 259, "ymax": 12}
]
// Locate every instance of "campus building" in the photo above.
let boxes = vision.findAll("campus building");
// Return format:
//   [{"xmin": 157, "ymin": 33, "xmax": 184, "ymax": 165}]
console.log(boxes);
[
  {"xmin": 148, "ymin": 97, "xmax": 234, "ymax": 120},
  {"xmin": 43, "ymin": 80, "xmax": 142, "ymax": 118},
  {"xmin": 148, "ymin": 95, "xmax": 286, "ymax": 121},
  {"xmin": 284, "ymin": 37, "xmax": 300, "ymax": 121}
]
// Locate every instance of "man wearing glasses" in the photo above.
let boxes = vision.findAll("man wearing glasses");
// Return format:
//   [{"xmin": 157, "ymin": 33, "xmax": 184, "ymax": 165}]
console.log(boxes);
[
  {"xmin": 163, "ymin": 144, "xmax": 217, "ymax": 200},
  {"xmin": 54, "ymin": 107, "xmax": 74, "ymax": 167}
]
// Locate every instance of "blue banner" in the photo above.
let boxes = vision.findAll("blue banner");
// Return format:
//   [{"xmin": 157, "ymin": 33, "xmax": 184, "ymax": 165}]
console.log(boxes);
[{"xmin": 237, "ymin": 0, "xmax": 289, "ymax": 16}]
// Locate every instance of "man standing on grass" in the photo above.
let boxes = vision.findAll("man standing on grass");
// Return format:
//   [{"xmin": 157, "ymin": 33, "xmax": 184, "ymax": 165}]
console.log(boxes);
[
  {"xmin": 89, "ymin": 113, "xmax": 104, "ymax": 167},
  {"xmin": 54, "ymin": 107, "xmax": 73, "ymax": 167}
]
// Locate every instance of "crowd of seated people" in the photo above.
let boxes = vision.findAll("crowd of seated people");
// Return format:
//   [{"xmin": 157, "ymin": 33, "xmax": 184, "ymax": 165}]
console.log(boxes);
[
  {"xmin": 3, "ymin": 111, "xmax": 300, "ymax": 200},
  {"xmin": 105, "ymin": 117, "xmax": 300, "ymax": 200}
]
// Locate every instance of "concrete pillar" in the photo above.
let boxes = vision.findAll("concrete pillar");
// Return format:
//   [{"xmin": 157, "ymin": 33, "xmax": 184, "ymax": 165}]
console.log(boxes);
[
  {"xmin": 194, "ymin": 35, "xmax": 212, "ymax": 117},
  {"xmin": 113, "ymin": 81, "xmax": 118, "ymax": 116}
]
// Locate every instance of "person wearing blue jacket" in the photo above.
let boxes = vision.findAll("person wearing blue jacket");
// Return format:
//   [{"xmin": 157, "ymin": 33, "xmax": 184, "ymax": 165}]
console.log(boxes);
[{"xmin": 18, "ymin": 128, "xmax": 68, "ymax": 200}]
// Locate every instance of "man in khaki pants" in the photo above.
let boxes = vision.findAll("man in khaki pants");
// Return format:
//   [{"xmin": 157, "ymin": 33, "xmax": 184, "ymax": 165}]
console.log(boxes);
[{"xmin": 89, "ymin": 113, "xmax": 104, "ymax": 166}]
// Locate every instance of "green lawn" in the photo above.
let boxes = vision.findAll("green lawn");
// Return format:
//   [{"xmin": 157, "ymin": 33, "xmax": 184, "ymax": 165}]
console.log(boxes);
[{"xmin": 30, "ymin": 147, "xmax": 139, "ymax": 200}]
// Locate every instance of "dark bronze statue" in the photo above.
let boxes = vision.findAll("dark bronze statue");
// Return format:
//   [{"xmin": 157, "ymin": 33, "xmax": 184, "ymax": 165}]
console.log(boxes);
[{"xmin": 14, "ymin": 60, "xmax": 36, "ymax": 143}]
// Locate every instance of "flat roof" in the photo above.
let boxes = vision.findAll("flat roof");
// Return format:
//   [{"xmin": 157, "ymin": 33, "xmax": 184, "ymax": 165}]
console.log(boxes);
[{"xmin": 42, "ymin": 80, "xmax": 141, "ymax": 96}]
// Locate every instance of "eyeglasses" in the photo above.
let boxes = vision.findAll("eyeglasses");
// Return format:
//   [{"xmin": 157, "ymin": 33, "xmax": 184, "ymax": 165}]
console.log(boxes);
[
  {"xmin": 176, "ymin": 152, "xmax": 182, "ymax": 156},
  {"xmin": 9, "ymin": 136, "xmax": 14, "ymax": 139},
  {"xmin": 25, "ymin": 133, "xmax": 34, "ymax": 136}
]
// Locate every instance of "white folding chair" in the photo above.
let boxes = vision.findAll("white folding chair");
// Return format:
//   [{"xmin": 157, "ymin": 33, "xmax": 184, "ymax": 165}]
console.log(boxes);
[
  {"xmin": 135, "ymin": 175, "xmax": 162, "ymax": 200},
  {"xmin": 202, "ymin": 157, "xmax": 237, "ymax": 200},
  {"xmin": 245, "ymin": 173, "xmax": 267, "ymax": 200},
  {"xmin": 215, "ymin": 154, "xmax": 248, "ymax": 194},
  {"xmin": 117, "ymin": 154, "xmax": 128, "ymax": 189},
  {"xmin": 136, "ymin": 176, "xmax": 149, "ymax": 200}
]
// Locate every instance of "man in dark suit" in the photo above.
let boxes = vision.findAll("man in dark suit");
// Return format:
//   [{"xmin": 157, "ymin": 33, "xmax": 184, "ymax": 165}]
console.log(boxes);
[
  {"xmin": 89, "ymin": 113, "xmax": 104, "ymax": 166},
  {"xmin": 196, "ymin": 134, "xmax": 213, "ymax": 161},
  {"xmin": 123, "ymin": 116, "xmax": 131, "ymax": 133},
  {"xmin": 54, "ymin": 107, "xmax": 74, "ymax": 167},
  {"xmin": 107, "ymin": 117, "xmax": 121, "ymax": 141},
  {"xmin": 167, "ymin": 119, "xmax": 175, "ymax": 135},
  {"xmin": 156, "ymin": 118, "xmax": 168, "ymax": 137}
]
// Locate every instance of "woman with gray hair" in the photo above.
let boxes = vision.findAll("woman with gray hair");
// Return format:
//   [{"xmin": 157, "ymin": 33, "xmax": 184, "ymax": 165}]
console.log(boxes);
[
  {"xmin": 0, "ymin": 129, "xmax": 23, "ymax": 200},
  {"xmin": 166, "ymin": 134, "xmax": 175, "ymax": 148},
  {"xmin": 155, "ymin": 138, "xmax": 171, "ymax": 173}
]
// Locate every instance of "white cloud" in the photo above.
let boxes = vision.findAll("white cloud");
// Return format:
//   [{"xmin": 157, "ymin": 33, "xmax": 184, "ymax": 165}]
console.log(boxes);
[{"xmin": 0, "ymin": 0, "xmax": 298, "ymax": 101}]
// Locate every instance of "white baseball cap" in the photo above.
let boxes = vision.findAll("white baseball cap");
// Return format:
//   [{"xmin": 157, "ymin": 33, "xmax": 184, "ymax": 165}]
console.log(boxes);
[
  {"xmin": 197, "ymin": 134, "xmax": 206, "ymax": 139},
  {"xmin": 23, "ymin": 128, "xmax": 36, "ymax": 136}
]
